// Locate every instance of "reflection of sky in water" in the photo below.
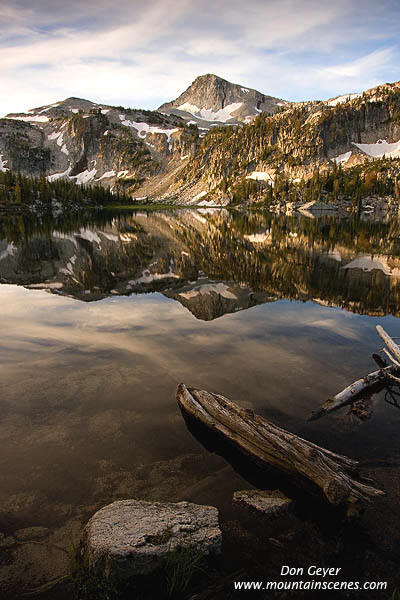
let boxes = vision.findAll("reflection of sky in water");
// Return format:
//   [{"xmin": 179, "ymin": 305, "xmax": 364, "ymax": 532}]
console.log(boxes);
[{"xmin": 2, "ymin": 282, "xmax": 400, "ymax": 531}]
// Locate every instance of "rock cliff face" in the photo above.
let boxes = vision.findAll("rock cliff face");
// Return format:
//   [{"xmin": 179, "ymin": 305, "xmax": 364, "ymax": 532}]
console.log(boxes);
[
  {"xmin": 0, "ymin": 97, "xmax": 193, "ymax": 193},
  {"xmin": 1, "ymin": 77, "xmax": 400, "ymax": 204},
  {"xmin": 0, "ymin": 118, "xmax": 51, "ymax": 175}
]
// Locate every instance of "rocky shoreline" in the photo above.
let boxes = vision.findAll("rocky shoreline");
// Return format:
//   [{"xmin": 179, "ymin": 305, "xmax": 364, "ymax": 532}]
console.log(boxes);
[
  {"xmin": 264, "ymin": 194, "xmax": 400, "ymax": 217},
  {"xmin": 1, "ymin": 450, "xmax": 399, "ymax": 600}
]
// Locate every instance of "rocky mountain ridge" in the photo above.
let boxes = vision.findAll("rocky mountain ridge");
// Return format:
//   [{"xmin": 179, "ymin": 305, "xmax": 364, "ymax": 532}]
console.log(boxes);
[
  {"xmin": 167, "ymin": 80, "xmax": 400, "ymax": 205},
  {"xmin": 0, "ymin": 74, "xmax": 288, "ymax": 199},
  {"xmin": 1, "ymin": 75, "xmax": 400, "ymax": 205}
]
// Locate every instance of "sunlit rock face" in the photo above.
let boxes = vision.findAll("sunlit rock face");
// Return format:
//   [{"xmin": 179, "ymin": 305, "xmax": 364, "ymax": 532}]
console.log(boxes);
[
  {"xmin": 158, "ymin": 73, "xmax": 290, "ymax": 126},
  {"xmin": 1, "ymin": 209, "xmax": 400, "ymax": 321},
  {"xmin": 175, "ymin": 80, "xmax": 400, "ymax": 202}
]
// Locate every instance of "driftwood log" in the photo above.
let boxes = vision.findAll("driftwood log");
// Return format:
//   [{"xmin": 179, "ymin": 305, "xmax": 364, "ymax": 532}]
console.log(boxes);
[
  {"xmin": 376, "ymin": 325, "xmax": 400, "ymax": 382},
  {"xmin": 309, "ymin": 325, "xmax": 400, "ymax": 421},
  {"xmin": 308, "ymin": 365, "xmax": 399, "ymax": 421},
  {"xmin": 177, "ymin": 384, "xmax": 384, "ymax": 510}
]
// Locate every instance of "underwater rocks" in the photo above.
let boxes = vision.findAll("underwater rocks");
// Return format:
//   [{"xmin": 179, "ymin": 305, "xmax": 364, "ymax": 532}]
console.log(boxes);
[{"xmin": 233, "ymin": 489, "xmax": 292, "ymax": 519}]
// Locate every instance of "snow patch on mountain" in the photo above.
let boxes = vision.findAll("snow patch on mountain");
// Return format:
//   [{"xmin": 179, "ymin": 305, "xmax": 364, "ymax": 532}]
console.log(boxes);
[
  {"xmin": 73, "ymin": 169, "xmax": 97, "ymax": 185},
  {"xmin": 352, "ymin": 139, "xmax": 400, "ymax": 158},
  {"xmin": 47, "ymin": 167, "xmax": 72, "ymax": 182},
  {"xmin": 0, "ymin": 154, "xmax": 8, "ymax": 172},
  {"xmin": 47, "ymin": 166, "xmax": 96, "ymax": 185},
  {"xmin": 197, "ymin": 199, "xmax": 224, "ymax": 207},
  {"xmin": 38, "ymin": 102, "xmax": 60, "ymax": 113},
  {"xmin": 192, "ymin": 191, "xmax": 207, "ymax": 202},
  {"xmin": 246, "ymin": 171, "xmax": 274, "ymax": 185},
  {"xmin": 98, "ymin": 170, "xmax": 116, "ymax": 180},
  {"xmin": 6, "ymin": 115, "xmax": 49, "ymax": 123},
  {"xmin": 332, "ymin": 151, "xmax": 352, "ymax": 164},
  {"xmin": 176, "ymin": 102, "xmax": 243, "ymax": 123},
  {"xmin": 48, "ymin": 130, "xmax": 69, "ymax": 155},
  {"xmin": 48, "ymin": 131, "xmax": 62, "ymax": 141},
  {"xmin": 327, "ymin": 93, "xmax": 361, "ymax": 107},
  {"xmin": 119, "ymin": 115, "xmax": 178, "ymax": 142}
]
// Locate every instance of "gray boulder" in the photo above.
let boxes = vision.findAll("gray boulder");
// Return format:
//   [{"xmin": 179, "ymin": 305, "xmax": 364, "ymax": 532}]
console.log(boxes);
[{"xmin": 84, "ymin": 499, "xmax": 221, "ymax": 579}]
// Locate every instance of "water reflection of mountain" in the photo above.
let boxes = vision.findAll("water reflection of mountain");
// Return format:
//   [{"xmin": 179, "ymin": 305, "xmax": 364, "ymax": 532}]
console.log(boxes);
[{"xmin": 1, "ymin": 209, "xmax": 400, "ymax": 320}]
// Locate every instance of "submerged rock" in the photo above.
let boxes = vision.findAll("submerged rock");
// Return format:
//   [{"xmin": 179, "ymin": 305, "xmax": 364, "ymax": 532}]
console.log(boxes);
[
  {"xmin": 14, "ymin": 526, "xmax": 49, "ymax": 541},
  {"xmin": 0, "ymin": 532, "xmax": 16, "ymax": 548},
  {"xmin": 84, "ymin": 499, "xmax": 221, "ymax": 579},
  {"xmin": 233, "ymin": 489, "xmax": 292, "ymax": 518}
]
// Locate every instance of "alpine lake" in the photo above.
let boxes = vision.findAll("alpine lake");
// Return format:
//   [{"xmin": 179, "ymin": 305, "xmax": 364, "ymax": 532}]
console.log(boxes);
[{"xmin": 1, "ymin": 206, "xmax": 400, "ymax": 598}]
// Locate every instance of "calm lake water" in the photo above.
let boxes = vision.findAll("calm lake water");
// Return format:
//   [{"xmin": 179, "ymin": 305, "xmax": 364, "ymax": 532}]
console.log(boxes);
[{"xmin": 1, "ymin": 208, "xmax": 400, "ymax": 595}]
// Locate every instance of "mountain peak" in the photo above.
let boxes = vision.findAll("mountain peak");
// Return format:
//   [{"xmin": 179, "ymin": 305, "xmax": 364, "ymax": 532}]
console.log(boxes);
[
  {"xmin": 192, "ymin": 73, "xmax": 228, "ymax": 83},
  {"xmin": 158, "ymin": 74, "xmax": 290, "ymax": 125}
]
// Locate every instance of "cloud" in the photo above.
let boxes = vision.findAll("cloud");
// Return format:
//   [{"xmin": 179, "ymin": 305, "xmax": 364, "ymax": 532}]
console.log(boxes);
[
  {"xmin": 220, "ymin": 0, "xmax": 351, "ymax": 51},
  {"xmin": 266, "ymin": 47, "xmax": 397, "ymax": 101},
  {"xmin": 323, "ymin": 47, "xmax": 395, "ymax": 79},
  {"xmin": 0, "ymin": 0, "xmax": 399, "ymax": 115}
]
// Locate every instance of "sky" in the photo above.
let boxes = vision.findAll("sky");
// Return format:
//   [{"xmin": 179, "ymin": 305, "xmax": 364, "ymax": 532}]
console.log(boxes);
[{"xmin": 1, "ymin": 0, "xmax": 399, "ymax": 116}]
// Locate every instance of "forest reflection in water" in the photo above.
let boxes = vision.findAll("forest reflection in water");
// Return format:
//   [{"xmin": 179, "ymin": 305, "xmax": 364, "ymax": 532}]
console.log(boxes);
[{"xmin": 1, "ymin": 208, "xmax": 400, "ymax": 319}]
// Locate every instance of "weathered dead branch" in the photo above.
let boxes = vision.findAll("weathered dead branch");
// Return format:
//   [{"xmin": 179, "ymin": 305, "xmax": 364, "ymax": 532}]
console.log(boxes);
[
  {"xmin": 309, "ymin": 325, "xmax": 400, "ymax": 421},
  {"xmin": 308, "ymin": 365, "xmax": 399, "ymax": 421}
]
